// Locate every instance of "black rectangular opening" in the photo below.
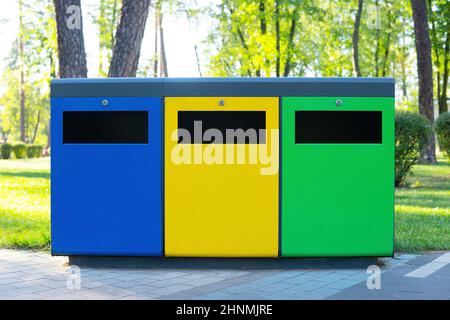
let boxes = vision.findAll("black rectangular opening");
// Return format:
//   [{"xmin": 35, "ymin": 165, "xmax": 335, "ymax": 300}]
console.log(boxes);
[
  {"xmin": 178, "ymin": 111, "xmax": 266, "ymax": 144},
  {"xmin": 63, "ymin": 111, "xmax": 148, "ymax": 144},
  {"xmin": 295, "ymin": 111, "xmax": 382, "ymax": 144}
]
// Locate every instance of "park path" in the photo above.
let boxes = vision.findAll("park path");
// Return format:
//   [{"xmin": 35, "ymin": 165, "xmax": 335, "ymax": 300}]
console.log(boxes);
[{"xmin": 2, "ymin": 249, "xmax": 447, "ymax": 300}]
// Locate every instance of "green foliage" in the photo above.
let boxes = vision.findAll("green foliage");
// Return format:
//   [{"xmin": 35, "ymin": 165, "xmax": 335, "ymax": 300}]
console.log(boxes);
[
  {"xmin": 435, "ymin": 112, "xmax": 450, "ymax": 159},
  {"xmin": 0, "ymin": 69, "xmax": 50, "ymax": 144},
  {"xmin": 206, "ymin": 0, "xmax": 316, "ymax": 77},
  {"xmin": 11, "ymin": 143, "xmax": 27, "ymax": 159},
  {"xmin": 357, "ymin": 0, "xmax": 410, "ymax": 77},
  {"xmin": 205, "ymin": 0, "xmax": 414, "ymax": 80},
  {"xmin": 428, "ymin": 0, "xmax": 450, "ymax": 112},
  {"xmin": 395, "ymin": 111, "xmax": 432, "ymax": 187},
  {"xmin": 26, "ymin": 144, "xmax": 43, "ymax": 158},
  {"xmin": 0, "ymin": 0, "xmax": 54, "ymax": 145},
  {"xmin": 90, "ymin": 0, "xmax": 122, "ymax": 76},
  {"xmin": 0, "ymin": 144, "xmax": 13, "ymax": 159}
]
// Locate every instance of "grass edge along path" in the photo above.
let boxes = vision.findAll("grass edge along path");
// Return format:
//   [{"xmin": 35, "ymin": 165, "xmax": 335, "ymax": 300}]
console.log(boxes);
[{"xmin": 0, "ymin": 157, "xmax": 449, "ymax": 253}]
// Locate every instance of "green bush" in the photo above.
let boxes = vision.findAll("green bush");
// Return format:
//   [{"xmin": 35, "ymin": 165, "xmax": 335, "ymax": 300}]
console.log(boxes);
[
  {"xmin": 11, "ymin": 143, "xmax": 27, "ymax": 159},
  {"xmin": 26, "ymin": 144, "xmax": 44, "ymax": 158},
  {"xmin": 0, "ymin": 143, "xmax": 13, "ymax": 159},
  {"xmin": 435, "ymin": 112, "xmax": 450, "ymax": 160},
  {"xmin": 395, "ymin": 111, "xmax": 432, "ymax": 187}
]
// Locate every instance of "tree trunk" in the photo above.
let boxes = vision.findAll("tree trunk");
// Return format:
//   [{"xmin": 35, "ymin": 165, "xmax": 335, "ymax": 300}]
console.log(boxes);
[
  {"xmin": 159, "ymin": 11, "xmax": 168, "ymax": 77},
  {"xmin": 401, "ymin": 7, "xmax": 408, "ymax": 98},
  {"xmin": 99, "ymin": 0, "xmax": 106, "ymax": 75},
  {"xmin": 374, "ymin": 0, "xmax": 380, "ymax": 77},
  {"xmin": 411, "ymin": 0, "xmax": 437, "ymax": 163},
  {"xmin": 283, "ymin": 10, "xmax": 298, "ymax": 77},
  {"xmin": 31, "ymin": 111, "xmax": 41, "ymax": 144},
  {"xmin": 194, "ymin": 45, "xmax": 202, "ymax": 77},
  {"xmin": 428, "ymin": 0, "xmax": 442, "ymax": 113},
  {"xmin": 352, "ymin": 0, "xmax": 364, "ymax": 77},
  {"xmin": 374, "ymin": 31, "xmax": 380, "ymax": 76},
  {"xmin": 48, "ymin": 52, "xmax": 57, "ymax": 147},
  {"xmin": 2, "ymin": 131, "xmax": 9, "ymax": 144},
  {"xmin": 111, "ymin": 0, "xmax": 118, "ymax": 50},
  {"xmin": 54, "ymin": 0, "xmax": 88, "ymax": 78},
  {"xmin": 153, "ymin": 4, "xmax": 159, "ymax": 77},
  {"xmin": 440, "ymin": 31, "xmax": 449, "ymax": 113},
  {"xmin": 19, "ymin": 0, "xmax": 26, "ymax": 142},
  {"xmin": 381, "ymin": 32, "xmax": 392, "ymax": 77},
  {"xmin": 108, "ymin": 0, "xmax": 151, "ymax": 77},
  {"xmin": 257, "ymin": 0, "xmax": 266, "ymax": 76},
  {"xmin": 47, "ymin": 120, "xmax": 51, "ymax": 147},
  {"xmin": 275, "ymin": 0, "xmax": 280, "ymax": 77},
  {"xmin": 19, "ymin": 68, "xmax": 26, "ymax": 142}
]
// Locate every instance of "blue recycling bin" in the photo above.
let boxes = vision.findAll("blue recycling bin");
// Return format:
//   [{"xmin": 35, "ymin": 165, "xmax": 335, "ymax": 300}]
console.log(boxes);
[{"xmin": 51, "ymin": 96, "xmax": 163, "ymax": 256}]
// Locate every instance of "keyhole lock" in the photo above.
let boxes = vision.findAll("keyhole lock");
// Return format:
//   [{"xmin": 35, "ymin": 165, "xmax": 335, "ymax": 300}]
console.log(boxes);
[
  {"xmin": 218, "ymin": 99, "xmax": 225, "ymax": 107},
  {"xmin": 335, "ymin": 99, "xmax": 343, "ymax": 106},
  {"xmin": 101, "ymin": 99, "xmax": 109, "ymax": 107}
]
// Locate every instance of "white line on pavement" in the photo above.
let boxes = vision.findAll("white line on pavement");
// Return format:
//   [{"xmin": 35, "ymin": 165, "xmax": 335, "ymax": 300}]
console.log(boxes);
[{"xmin": 405, "ymin": 252, "xmax": 450, "ymax": 278}]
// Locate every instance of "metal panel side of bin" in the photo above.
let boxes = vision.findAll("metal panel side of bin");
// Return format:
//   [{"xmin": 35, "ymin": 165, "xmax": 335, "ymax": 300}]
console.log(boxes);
[
  {"xmin": 281, "ymin": 97, "xmax": 394, "ymax": 257},
  {"xmin": 165, "ymin": 97, "xmax": 279, "ymax": 257},
  {"xmin": 51, "ymin": 97, "xmax": 163, "ymax": 256}
]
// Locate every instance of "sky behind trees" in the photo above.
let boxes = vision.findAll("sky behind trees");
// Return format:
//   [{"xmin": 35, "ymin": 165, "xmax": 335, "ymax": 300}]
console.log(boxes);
[{"xmin": 0, "ymin": 0, "xmax": 216, "ymax": 83}]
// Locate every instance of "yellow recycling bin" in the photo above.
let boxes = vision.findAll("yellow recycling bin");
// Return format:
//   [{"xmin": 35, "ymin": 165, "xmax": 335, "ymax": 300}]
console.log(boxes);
[{"xmin": 165, "ymin": 97, "xmax": 279, "ymax": 257}]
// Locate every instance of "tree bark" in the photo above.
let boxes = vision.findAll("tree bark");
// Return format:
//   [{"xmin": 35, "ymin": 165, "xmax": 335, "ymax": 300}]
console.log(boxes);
[
  {"xmin": 283, "ymin": 10, "xmax": 297, "ymax": 77},
  {"xmin": 257, "ymin": 0, "xmax": 266, "ymax": 76},
  {"xmin": 159, "ymin": 11, "xmax": 168, "ymax": 77},
  {"xmin": 2, "ymin": 131, "xmax": 9, "ymax": 144},
  {"xmin": 108, "ymin": 0, "xmax": 151, "ymax": 77},
  {"xmin": 374, "ymin": 30, "xmax": 380, "ymax": 76},
  {"xmin": 54, "ymin": 0, "xmax": 88, "ymax": 78},
  {"xmin": 259, "ymin": 0, "xmax": 267, "ymax": 35},
  {"xmin": 401, "ymin": 6, "xmax": 408, "ymax": 97},
  {"xmin": 381, "ymin": 32, "xmax": 392, "ymax": 77},
  {"xmin": 411, "ymin": 0, "xmax": 437, "ymax": 163},
  {"xmin": 48, "ymin": 52, "xmax": 57, "ymax": 147},
  {"xmin": 111, "ymin": 0, "xmax": 118, "ymax": 50},
  {"xmin": 19, "ymin": 0, "xmax": 26, "ymax": 142},
  {"xmin": 352, "ymin": 0, "xmax": 364, "ymax": 77},
  {"xmin": 153, "ymin": 4, "xmax": 159, "ymax": 77},
  {"xmin": 428, "ymin": 0, "xmax": 442, "ymax": 113},
  {"xmin": 441, "ymin": 32, "xmax": 449, "ymax": 113},
  {"xmin": 374, "ymin": 0, "xmax": 381, "ymax": 77},
  {"xmin": 275, "ymin": 0, "xmax": 280, "ymax": 77},
  {"xmin": 194, "ymin": 45, "xmax": 202, "ymax": 77},
  {"xmin": 31, "ymin": 111, "xmax": 41, "ymax": 144}
]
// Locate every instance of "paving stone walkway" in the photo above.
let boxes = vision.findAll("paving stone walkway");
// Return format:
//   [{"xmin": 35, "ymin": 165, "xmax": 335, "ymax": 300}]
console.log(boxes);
[
  {"xmin": 330, "ymin": 251, "xmax": 450, "ymax": 300},
  {"xmin": 0, "ymin": 249, "xmax": 419, "ymax": 300}
]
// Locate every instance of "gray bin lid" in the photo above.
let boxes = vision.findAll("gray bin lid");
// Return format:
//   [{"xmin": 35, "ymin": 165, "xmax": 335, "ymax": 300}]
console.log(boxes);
[{"xmin": 51, "ymin": 77, "xmax": 394, "ymax": 98}]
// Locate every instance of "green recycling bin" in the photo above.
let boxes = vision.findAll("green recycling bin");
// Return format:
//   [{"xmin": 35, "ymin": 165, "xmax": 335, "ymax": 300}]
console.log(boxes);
[{"xmin": 281, "ymin": 96, "xmax": 394, "ymax": 257}]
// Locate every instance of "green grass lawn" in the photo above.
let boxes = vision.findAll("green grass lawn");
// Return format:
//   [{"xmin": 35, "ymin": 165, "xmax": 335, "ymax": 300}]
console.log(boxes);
[
  {"xmin": 0, "ymin": 157, "xmax": 449, "ymax": 253},
  {"xmin": 0, "ymin": 158, "xmax": 50, "ymax": 250},
  {"xmin": 395, "ymin": 158, "xmax": 450, "ymax": 252}
]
